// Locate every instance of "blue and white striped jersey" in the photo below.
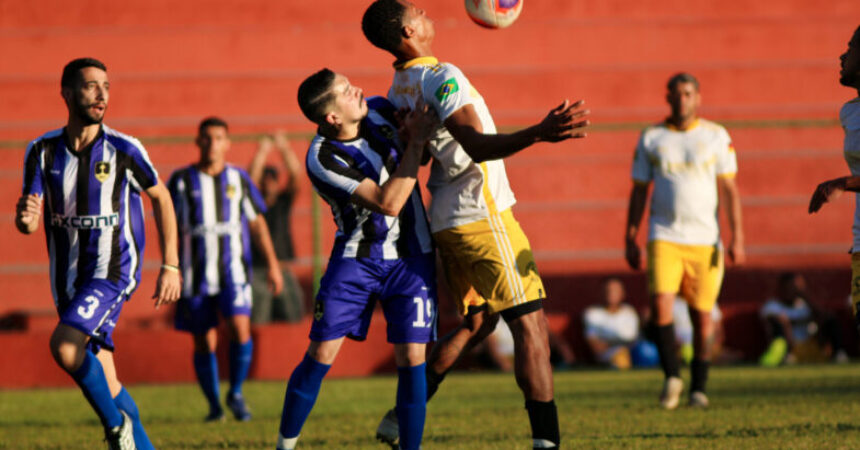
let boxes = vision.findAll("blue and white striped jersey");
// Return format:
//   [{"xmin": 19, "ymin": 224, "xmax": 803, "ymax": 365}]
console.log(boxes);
[
  {"xmin": 306, "ymin": 96, "xmax": 433, "ymax": 260},
  {"xmin": 167, "ymin": 164, "xmax": 266, "ymax": 297},
  {"xmin": 21, "ymin": 125, "xmax": 160, "ymax": 305}
]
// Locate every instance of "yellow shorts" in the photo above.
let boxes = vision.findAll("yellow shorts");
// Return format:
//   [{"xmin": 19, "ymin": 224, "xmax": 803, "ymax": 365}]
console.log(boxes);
[
  {"xmin": 851, "ymin": 253, "xmax": 860, "ymax": 316},
  {"xmin": 434, "ymin": 209, "xmax": 545, "ymax": 316},
  {"xmin": 647, "ymin": 240, "xmax": 724, "ymax": 312}
]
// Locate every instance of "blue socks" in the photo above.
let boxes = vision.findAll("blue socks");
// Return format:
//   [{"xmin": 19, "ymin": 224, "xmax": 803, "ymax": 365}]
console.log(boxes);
[
  {"xmin": 396, "ymin": 363, "xmax": 427, "ymax": 450},
  {"xmin": 70, "ymin": 350, "xmax": 123, "ymax": 429},
  {"xmin": 193, "ymin": 351, "xmax": 221, "ymax": 414},
  {"xmin": 114, "ymin": 387, "xmax": 155, "ymax": 450},
  {"xmin": 229, "ymin": 340, "xmax": 253, "ymax": 397},
  {"xmin": 279, "ymin": 354, "xmax": 331, "ymax": 439}
]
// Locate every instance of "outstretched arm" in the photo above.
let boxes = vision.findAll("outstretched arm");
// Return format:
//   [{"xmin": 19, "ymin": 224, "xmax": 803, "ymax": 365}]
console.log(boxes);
[
  {"xmin": 249, "ymin": 135, "xmax": 274, "ymax": 186},
  {"xmin": 145, "ymin": 182, "xmax": 181, "ymax": 308},
  {"xmin": 248, "ymin": 216, "xmax": 283, "ymax": 295},
  {"xmin": 444, "ymin": 100, "xmax": 590, "ymax": 163},
  {"xmin": 809, "ymin": 175, "xmax": 860, "ymax": 213},
  {"xmin": 273, "ymin": 131, "xmax": 302, "ymax": 196},
  {"xmin": 624, "ymin": 182, "xmax": 650, "ymax": 270},
  {"xmin": 351, "ymin": 103, "xmax": 438, "ymax": 216},
  {"xmin": 719, "ymin": 175, "xmax": 745, "ymax": 265}
]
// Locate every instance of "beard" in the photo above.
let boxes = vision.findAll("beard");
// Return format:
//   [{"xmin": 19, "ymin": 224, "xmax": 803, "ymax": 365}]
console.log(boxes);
[{"xmin": 73, "ymin": 96, "xmax": 105, "ymax": 125}]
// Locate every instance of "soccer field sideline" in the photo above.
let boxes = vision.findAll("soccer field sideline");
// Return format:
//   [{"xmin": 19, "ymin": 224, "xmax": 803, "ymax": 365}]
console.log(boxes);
[{"xmin": 2, "ymin": 364, "xmax": 860, "ymax": 449}]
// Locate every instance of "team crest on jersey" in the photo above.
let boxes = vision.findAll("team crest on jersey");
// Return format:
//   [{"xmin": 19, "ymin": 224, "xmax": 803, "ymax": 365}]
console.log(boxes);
[
  {"xmin": 94, "ymin": 162, "xmax": 110, "ymax": 183},
  {"xmin": 313, "ymin": 300, "xmax": 324, "ymax": 321},
  {"xmin": 379, "ymin": 125, "xmax": 395, "ymax": 140},
  {"xmin": 435, "ymin": 78, "xmax": 459, "ymax": 102},
  {"xmin": 226, "ymin": 184, "xmax": 236, "ymax": 199}
]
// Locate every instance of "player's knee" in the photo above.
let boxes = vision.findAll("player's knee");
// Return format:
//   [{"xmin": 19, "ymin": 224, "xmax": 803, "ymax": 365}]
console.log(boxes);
[
  {"xmin": 49, "ymin": 326, "xmax": 86, "ymax": 372},
  {"xmin": 394, "ymin": 343, "xmax": 426, "ymax": 367}
]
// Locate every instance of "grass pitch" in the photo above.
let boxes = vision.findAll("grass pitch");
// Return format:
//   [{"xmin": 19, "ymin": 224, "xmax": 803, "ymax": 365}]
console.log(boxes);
[{"xmin": 2, "ymin": 364, "xmax": 860, "ymax": 449}]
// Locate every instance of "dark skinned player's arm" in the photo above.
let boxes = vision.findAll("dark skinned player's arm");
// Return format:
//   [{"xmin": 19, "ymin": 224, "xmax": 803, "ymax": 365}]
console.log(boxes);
[{"xmin": 443, "ymin": 101, "xmax": 589, "ymax": 163}]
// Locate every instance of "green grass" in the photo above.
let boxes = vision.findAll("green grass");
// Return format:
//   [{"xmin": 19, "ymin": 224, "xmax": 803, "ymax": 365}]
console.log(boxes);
[{"xmin": 2, "ymin": 364, "xmax": 860, "ymax": 449}]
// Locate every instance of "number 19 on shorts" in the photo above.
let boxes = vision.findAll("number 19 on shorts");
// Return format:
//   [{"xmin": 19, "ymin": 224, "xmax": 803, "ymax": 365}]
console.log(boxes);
[{"xmin": 412, "ymin": 296, "xmax": 435, "ymax": 328}]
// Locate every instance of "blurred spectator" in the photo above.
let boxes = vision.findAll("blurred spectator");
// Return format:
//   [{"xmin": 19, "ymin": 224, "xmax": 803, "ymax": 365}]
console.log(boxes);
[
  {"xmin": 759, "ymin": 272, "xmax": 848, "ymax": 366},
  {"xmin": 248, "ymin": 131, "xmax": 305, "ymax": 323},
  {"xmin": 583, "ymin": 278, "xmax": 657, "ymax": 369},
  {"xmin": 672, "ymin": 298, "xmax": 742, "ymax": 365},
  {"xmin": 475, "ymin": 319, "xmax": 576, "ymax": 372}
]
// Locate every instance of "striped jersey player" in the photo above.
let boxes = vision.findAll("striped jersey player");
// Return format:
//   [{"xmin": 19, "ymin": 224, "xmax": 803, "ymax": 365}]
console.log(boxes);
[
  {"xmin": 167, "ymin": 116, "xmax": 282, "ymax": 423},
  {"xmin": 16, "ymin": 57, "xmax": 181, "ymax": 450}
]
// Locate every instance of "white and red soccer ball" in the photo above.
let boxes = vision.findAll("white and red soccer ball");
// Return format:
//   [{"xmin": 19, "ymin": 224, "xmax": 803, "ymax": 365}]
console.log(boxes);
[{"xmin": 465, "ymin": 0, "xmax": 523, "ymax": 29}]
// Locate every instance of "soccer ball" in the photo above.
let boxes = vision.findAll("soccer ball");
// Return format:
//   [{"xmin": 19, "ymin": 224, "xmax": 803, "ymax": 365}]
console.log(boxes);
[{"xmin": 465, "ymin": 0, "xmax": 523, "ymax": 29}]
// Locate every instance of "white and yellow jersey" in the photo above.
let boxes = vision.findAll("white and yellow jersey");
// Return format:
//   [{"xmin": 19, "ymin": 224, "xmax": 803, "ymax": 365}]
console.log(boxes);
[
  {"xmin": 388, "ymin": 57, "xmax": 516, "ymax": 232},
  {"xmin": 632, "ymin": 118, "xmax": 737, "ymax": 245},
  {"xmin": 842, "ymin": 98, "xmax": 860, "ymax": 251}
]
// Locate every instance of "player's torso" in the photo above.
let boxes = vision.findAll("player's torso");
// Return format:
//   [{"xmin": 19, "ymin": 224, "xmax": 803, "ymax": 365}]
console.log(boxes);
[
  {"xmin": 170, "ymin": 164, "xmax": 257, "ymax": 295},
  {"xmin": 389, "ymin": 59, "xmax": 515, "ymax": 232},
  {"xmin": 840, "ymin": 99, "xmax": 860, "ymax": 252},
  {"xmin": 305, "ymin": 100, "xmax": 432, "ymax": 259},
  {"xmin": 31, "ymin": 127, "xmax": 148, "ymax": 301},
  {"xmin": 642, "ymin": 120, "xmax": 728, "ymax": 243}
]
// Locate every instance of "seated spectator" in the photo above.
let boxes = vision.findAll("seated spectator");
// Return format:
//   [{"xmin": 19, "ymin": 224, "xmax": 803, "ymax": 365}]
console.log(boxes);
[
  {"xmin": 584, "ymin": 278, "xmax": 655, "ymax": 369},
  {"xmin": 759, "ymin": 272, "xmax": 847, "ymax": 366},
  {"xmin": 672, "ymin": 297, "xmax": 742, "ymax": 365},
  {"xmin": 248, "ymin": 131, "xmax": 306, "ymax": 324}
]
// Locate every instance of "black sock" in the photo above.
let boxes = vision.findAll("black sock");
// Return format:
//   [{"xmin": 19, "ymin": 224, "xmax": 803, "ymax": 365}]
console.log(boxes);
[
  {"xmin": 690, "ymin": 359, "xmax": 709, "ymax": 393},
  {"xmin": 425, "ymin": 368, "xmax": 446, "ymax": 401},
  {"xmin": 525, "ymin": 399, "xmax": 560, "ymax": 448},
  {"xmin": 656, "ymin": 324, "xmax": 680, "ymax": 378}
]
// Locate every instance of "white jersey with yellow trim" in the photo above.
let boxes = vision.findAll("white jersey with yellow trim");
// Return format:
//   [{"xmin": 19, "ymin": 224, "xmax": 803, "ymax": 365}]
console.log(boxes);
[
  {"xmin": 631, "ymin": 118, "xmax": 738, "ymax": 245},
  {"xmin": 842, "ymin": 98, "xmax": 860, "ymax": 251},
  {"xmin": 388, "ymin": 57, "xmax": 516, "ymax": 232}
]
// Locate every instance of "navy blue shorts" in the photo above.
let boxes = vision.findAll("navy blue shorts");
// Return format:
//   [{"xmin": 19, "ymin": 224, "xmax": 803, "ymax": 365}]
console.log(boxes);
[
  {"xmin": 58, "ymin": 279, "xmax": 127, "ymax": 352},
  {"xmin": 310, "ymin": 255, "xmax": 437, "ymax": 344},
  {"xmin": 174, "ymin": 284, "xmax": 252, "ymax": 334}
]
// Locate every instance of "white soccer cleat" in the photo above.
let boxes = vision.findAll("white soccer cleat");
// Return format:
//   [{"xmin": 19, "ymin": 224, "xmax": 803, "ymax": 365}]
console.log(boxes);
[
  {"xmin": 277, "ymin": 432, "xmax": 298, "ymax": 450},
  {"xmin": 375, "ymin": 408, "xmax": 399, "ymax": 449},
  {"xmin": 105, "ymin": 410, "xmax": 136, "ymax": 450},
  {"xmin": 659, "ymin": 376, "xmax": 684, "ymax": 410},
  {"xmin": 689, "ymin": 391, "xmax": 709, "ymax": 408}
]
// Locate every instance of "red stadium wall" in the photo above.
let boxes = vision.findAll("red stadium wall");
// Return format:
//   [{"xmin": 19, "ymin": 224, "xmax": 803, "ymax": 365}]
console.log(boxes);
[{"xmin": 2, "ymin": 0, "xmax": 860, "ymax": 387}]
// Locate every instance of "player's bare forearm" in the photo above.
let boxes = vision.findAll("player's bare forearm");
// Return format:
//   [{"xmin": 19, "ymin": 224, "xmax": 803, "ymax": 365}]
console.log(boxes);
[
  {"xmin": 625, "ymin": 183, "xmax": 649, "ymax": 243},
  {"xmin": 276, "ymin": 132, "xmax": 302, "ymax": 195},
  {"xmin": 249, "ymin": 217, "xmax": 283, "ymax": 294},
  {"xmin": 147, "ymin": 183, "xmax": 179, "ymax": 266},
  {"xmin": 809, "ymin": 175, "xmax": 860, "ymax": 213},
  {"xmin": 351, "ymin": 143, "xmax": 421, "ymax": 216},
  {"xmin": 719, "ymin": 176, "xmax": 745, "ymax": 263},
  {"xmin": 445, "ymin": 101, "xmax": 590, "ymax": 163}
]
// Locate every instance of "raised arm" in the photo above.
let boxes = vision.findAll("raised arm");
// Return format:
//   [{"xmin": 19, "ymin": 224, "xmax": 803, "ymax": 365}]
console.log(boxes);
[
  {"xmin": 273, "ymin": 131, "xmax": 302, "ymax": 196},
  {"xmin": 248, "ymin": 216, "xmax": 283, "ymax": 295},
  {"xmin": 718, "ymin": 175, "xmax": 745, "ymax": 265},
  {"xmin": 249, "ymin": 135, "xmax": 274, "ymax": 186},
  {"xmin": 145, "ymin": 182, "xmax": 181, "ymax": 307},
  {"xmin": 443, "ymin": 100, "xmax": 590, "ymax": 163},
  {"xmin": 625, "ymin": 182, "xmax": 650, "ymax": 270},
  {"xmin": 351, "ymin": 104, "xmax": 438, "ymax": 216}
]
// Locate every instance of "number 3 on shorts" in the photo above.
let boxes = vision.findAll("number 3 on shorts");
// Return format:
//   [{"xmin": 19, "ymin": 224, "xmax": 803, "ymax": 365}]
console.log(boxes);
[
  {"xmin": 412, "ymin": 296, "xmax": 434, "ymax": 328},
  {"xmin": 77, "ymin": 295, "xmax": 100, "ymax": 319}
]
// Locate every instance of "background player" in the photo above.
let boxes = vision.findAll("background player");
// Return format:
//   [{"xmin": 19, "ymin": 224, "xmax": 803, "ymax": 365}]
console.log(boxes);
[
  {"xmin": 15, "ymin": 57, "xmax": 181, "ymax": 449},
  {"xmin": 276, "ymin": 69, "xmax": 438, "ymax": 450},
  {"xmin": 625, "ymin": 72, "xmax": 745, "ymax": 409},
  {"xmin": 167, "ymin": 117, "xmax": 283, "ymax": 422},
  {"xmin": 362, "ymin": 1, "xmax": 590, "ymax": 448},
  {"xmin": 809, "ymin": 25, "xmax": 860, "ymax": 325}
]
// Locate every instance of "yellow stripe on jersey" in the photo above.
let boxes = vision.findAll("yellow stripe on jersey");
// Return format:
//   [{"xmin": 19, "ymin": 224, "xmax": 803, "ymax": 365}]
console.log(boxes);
[
  {"xmin": 479, "ymin": 162, "xmax": 498, "ymax": 215},
  {"xmin": 394, "ymin": 56, "xmax": 439, "ymax": 71}
]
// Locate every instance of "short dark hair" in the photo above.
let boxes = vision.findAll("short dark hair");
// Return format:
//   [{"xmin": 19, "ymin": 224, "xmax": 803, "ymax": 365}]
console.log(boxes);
[
  {"xmin": 297, "ymin": 68, "xmax": 338, "ymax": 124},
  {"xmin": 61, "ymin": 57, "xmax": 107, "ymax": 88},
  {"xmin": 198, "ymin": 116, "xmax": 229, "ymax": 135},
  {"xmin": 362, "ymin": 0, "xmax": 407, "ymax": 53},
  {"xmin": 666, "ymin": 72, "xmax": 700, "ymax": 92}
]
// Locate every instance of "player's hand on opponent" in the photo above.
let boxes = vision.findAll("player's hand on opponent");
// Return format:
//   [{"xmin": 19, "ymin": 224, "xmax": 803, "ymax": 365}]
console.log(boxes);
[
  {"xmin": 153, "ymin": 266, "xmax": 181, "ymax": 308},
  {"xmin": 15, "ymin": 193, "xmax": 42, "ymax": 232},
  {"xmin": 537, "ymin": 99, "xmax": 590, "ymax": 142},
  {"xmin": 400, "ymin": 99, "xmax": 439, "ymax": 148},
  {"xmin": 624, "ymin": 238, "xmax": 642, "ymax": 270},
  {"xmin": 267, "ymin": 264, "xmax": 284, "ymax": 295},
  {"xmin": 808, "ymin": 177, "xmax": 847, "ymax": 213}
]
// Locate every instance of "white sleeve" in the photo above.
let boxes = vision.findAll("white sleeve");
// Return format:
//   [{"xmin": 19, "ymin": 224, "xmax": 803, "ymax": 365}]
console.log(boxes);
[
  {"xmin": 716, "ymin": 127, "xmax": 738, "ymax": 176},
  {"xmin": 423, "ymin": 63, "xmax": 477, "ymax": 122}
]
